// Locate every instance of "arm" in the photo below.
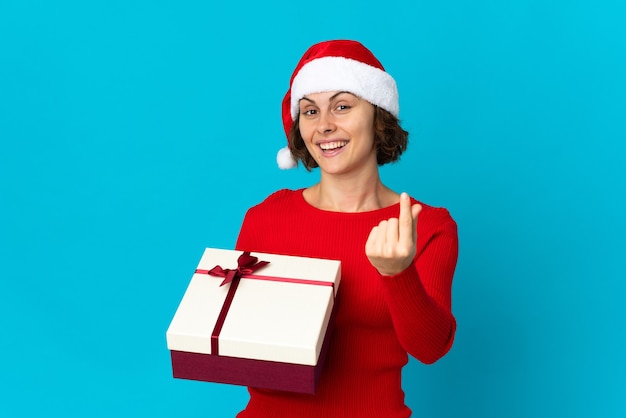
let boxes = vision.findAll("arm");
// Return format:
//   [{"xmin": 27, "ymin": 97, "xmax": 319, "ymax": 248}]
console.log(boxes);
[
  {"xmin": 379, "ymin": 218, "xmax": 457, "ymax": 363},
  {"xmin": 366, "ymin": 193, "xmax": 458, "ymax": 363}
]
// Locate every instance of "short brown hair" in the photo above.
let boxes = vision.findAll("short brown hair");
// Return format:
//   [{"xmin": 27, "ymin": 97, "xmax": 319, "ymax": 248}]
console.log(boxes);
[{"xmin": 288, "ymin": 106, "xmax": 409, "ymax": 171}]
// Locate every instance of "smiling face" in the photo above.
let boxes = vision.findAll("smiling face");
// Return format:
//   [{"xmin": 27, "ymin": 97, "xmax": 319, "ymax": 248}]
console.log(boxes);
[{"xmin": 297, "ymin": 91, "xmax": 377, "ymax": 176}]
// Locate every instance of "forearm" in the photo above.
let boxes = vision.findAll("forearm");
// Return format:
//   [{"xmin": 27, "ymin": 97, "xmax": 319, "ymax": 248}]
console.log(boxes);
[
  {"xmin": 380, "ymin": 265, "xmax": 456, "ymax": 364},
  {"xmin": 380, "ymin": 218, "xmax": 458, "ymax": 364}
]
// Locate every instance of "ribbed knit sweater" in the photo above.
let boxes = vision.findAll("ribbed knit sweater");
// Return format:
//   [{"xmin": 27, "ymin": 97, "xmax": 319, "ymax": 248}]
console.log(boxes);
[{"xmin": 234, "ymin": 189, "xmax": 458, "ymax": 417}]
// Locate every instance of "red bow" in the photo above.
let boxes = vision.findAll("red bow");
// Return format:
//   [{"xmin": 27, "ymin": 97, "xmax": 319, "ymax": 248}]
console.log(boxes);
[{"xmin": 207, "ymin": 251, "xmax": 270, "ymax": 286}]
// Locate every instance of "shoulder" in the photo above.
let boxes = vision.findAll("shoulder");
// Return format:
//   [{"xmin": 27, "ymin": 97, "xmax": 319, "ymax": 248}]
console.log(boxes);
[
  {"xmin": 411, "ymin": 198, "xmax": 457, "ymax": 234},
  {"xmin": 409, "ymin": 199, "xmax": 458, "ymax": 258},
  {"xmin": 250, "ymin": 188, "xmax": 301, "ymax": 210},
  {"xmin": 243, "ymin": 188, "xmax": 303, "ymax": 219},
  {"xmin": 237, "ymin": 189, "xmax": 303, "ymax": 250},
  {"xmin": 261, "ymin": 188, "xmax": 301, "ymax": 204}
]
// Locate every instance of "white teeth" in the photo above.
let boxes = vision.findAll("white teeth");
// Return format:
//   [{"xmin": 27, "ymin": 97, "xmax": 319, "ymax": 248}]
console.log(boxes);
[{"xmin": 320, "ymin": 141, "xmax": 348, "ymax": 151}]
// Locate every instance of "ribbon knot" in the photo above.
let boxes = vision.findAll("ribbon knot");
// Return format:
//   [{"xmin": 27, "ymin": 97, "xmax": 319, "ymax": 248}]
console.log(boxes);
[{"xmin": 206, "ymin": 251, "xmax": 270, "ymax": 286}]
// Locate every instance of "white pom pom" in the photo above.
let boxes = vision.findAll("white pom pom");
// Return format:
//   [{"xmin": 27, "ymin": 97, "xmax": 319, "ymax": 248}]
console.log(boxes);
[{"xmin": 276, "ymin": 146, "xmax": 297, "ymax": 169}]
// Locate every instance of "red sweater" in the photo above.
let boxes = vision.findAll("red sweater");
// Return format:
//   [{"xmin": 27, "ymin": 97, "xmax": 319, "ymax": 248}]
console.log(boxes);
[{"xmin": 235, "ymin": 189, "xmax": 458, "ymax": 418}]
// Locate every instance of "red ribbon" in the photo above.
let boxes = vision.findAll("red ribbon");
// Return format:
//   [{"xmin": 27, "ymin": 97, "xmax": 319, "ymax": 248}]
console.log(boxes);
[
  {"xmin": 194, "ymin": 251, "xmax": 334, "ymax": 356},
  {"xmin": 201, "ymin": 251, "xmax": 270, "ymax": 287},
  {"xmin": 195, "ymin": 251, "xmax": 269, "ymax": 356}
]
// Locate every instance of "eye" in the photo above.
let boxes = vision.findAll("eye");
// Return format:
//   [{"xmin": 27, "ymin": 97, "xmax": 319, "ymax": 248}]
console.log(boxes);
[
  {"xmin": 301, "ymin": 108, "xmax": 318, "ymax": 117},
  {"xmin": 335, "ymin": 104, "xmax": 351, "ymax": 112}
]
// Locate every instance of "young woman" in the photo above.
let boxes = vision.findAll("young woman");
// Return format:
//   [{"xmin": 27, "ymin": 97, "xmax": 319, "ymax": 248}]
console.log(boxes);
[{"xmin": 235, "ymin": 39, "xmax": 458, "ymax": 418}]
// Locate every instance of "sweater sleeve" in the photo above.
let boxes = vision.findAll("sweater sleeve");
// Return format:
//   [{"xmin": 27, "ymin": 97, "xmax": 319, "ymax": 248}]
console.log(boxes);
[{"xmin": 379, "ymin": 214, "xmax": 458, "ymax": 364}]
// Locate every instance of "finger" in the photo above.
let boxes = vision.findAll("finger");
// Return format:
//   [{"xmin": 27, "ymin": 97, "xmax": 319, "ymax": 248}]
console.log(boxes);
[
  {"xmin": 365, "ymin": 225, "xmax": 380, "ymax": 255},
  {"xmin": 386, "ymin": 218, "xmax": 399, "ymax": 249},
  {"xmin": 411, "ymin": 203, "xmax": 422, "ymax": 244},
  {"xmin": 398, "ymin": 192, "xmax": 414, "ymax": 245},
  {"xmin": 377, "ymin": 220, "xmax": 388, "ymax": 246}
]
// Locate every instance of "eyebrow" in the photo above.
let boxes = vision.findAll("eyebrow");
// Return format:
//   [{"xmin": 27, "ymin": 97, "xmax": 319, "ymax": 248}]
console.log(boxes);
[{"xmin": 300, "ymin": 91, "xmax": 354, "ymax": 104}]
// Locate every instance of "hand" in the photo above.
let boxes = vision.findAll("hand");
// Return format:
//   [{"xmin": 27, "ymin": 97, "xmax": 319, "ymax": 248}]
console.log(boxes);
[{"xmin": 365, "ymin": 192, "xmax": 422, "ymax": 276}]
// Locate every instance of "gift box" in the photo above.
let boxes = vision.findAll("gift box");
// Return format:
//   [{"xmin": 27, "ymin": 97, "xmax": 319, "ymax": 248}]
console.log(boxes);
[{"xmin": 166, "ymin": 248, "xmax": 341, "ymax": 394}]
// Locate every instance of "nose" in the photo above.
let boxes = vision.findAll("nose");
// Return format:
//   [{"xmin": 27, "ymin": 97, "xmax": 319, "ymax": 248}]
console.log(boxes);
[{"xmin": 317, "ymin": 110, "xmax": 336, "ymax": 135}]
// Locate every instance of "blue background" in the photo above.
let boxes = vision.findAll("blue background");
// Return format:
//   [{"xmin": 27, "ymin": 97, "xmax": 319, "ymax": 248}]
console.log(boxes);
[{"xmin": 1, "ymin": 1, "xmax": 624, "ymax": 417}]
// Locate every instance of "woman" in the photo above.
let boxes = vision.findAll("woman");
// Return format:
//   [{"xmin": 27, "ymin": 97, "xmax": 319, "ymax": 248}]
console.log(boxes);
[{"xmin": 235, "ymin": 40, "xmax": 458, "ymax": 418}]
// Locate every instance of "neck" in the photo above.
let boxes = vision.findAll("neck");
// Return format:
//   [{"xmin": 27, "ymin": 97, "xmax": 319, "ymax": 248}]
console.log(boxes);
[{"xmin": 305, "ymin": 169, "xmax": 398, "ymax": 212}]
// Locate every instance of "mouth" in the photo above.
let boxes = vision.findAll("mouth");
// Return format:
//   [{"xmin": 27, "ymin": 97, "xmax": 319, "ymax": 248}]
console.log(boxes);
[{"xmin": 319, "ymin": 140, "xmax": 348, "ymax": 154}]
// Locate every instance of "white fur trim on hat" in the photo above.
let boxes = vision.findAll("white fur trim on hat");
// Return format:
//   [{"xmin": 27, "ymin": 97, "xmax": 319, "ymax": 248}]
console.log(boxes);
[
  {"xmin": 290, "ymin": 56, "xmax": 399, "ymax": 121},
  {"xmin": 276, "ymin": 146, "xmax": 297, "ymax": 169}
]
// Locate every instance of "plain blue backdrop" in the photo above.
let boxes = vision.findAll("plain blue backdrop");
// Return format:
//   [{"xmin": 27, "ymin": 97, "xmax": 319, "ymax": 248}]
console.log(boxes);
[{"xmin": 1, "ymin": 1, "xmax": 624, "ymax": 417}]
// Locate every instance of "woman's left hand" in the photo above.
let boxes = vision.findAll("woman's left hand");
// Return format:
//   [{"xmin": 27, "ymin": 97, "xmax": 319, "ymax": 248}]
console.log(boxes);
[{"xmin": 365, "ymin": 192, "xmax": 422, "ymax": 276}]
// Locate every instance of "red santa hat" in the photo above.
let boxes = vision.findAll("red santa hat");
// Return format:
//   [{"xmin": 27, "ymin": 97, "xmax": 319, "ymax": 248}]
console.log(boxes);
[{"xmin": 277, "ymin": 40, "xmax": 399, "ymax": 169}]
